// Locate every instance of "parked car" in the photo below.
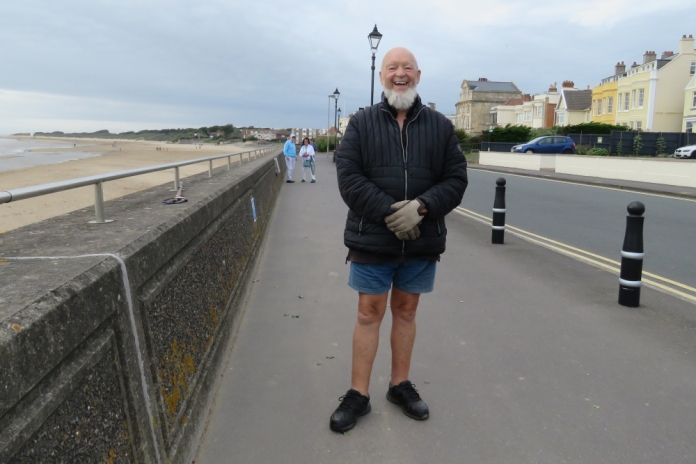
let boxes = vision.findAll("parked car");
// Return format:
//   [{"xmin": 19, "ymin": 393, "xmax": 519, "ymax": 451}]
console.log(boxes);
[
  {"xmin": 674, "ymin": 144, "xmax": 696, "ymax": 159},
  {"xmin": 511, "ymin": 136, "xmax": 576, "ymax": 154}
]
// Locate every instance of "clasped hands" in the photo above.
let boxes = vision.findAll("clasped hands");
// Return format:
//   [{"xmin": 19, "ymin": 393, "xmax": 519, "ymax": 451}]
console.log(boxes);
[{"xmin": 385, "ymin": 199, "xmax": 423, "ymax": 241}]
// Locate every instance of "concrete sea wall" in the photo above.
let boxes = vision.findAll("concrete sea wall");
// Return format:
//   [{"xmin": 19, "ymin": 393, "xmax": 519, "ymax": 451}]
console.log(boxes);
[{"xmin": 0, "ymin": 153, "xmax": 285, "ymax": 463}]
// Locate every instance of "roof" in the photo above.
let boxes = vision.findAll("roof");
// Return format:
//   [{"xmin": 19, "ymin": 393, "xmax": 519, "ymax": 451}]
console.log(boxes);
[
  {"xmin": 463, "ymin": 80, "xmax": 520, "ymax": 93},
  {"xmin": 563, "ymin": 89, "xmax": 592, "ymax": 111}
]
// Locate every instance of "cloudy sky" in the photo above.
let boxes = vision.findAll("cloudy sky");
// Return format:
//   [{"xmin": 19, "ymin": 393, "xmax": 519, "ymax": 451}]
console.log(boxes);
[{"xmin": 0, "ymin": 0, "xmax": 693, "ymax": 135}]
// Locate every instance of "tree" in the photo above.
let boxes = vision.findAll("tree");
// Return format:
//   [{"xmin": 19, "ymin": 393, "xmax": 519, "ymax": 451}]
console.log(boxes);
[
  {"xmin": 632, "ymin": 133, "xmax": 643, "ymax": 156},
  {"xmin": 454, "ymin": 129, "xmax": 469, "ymax": 145}
]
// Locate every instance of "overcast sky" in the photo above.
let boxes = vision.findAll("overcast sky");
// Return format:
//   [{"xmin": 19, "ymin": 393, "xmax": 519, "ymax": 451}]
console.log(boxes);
[{"xmin": 0, "ymin": 0, "xmax": 694, "ymax": 135}]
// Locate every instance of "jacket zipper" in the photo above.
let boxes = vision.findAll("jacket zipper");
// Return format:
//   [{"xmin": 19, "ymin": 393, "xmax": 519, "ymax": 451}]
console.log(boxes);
[
  {"xmin": 380, "ymin": 105, "xmax": 426, "ymax": 252},
  {"xmin": 358, "ymin": 217, "xmax": 363, "ymax": 236}
]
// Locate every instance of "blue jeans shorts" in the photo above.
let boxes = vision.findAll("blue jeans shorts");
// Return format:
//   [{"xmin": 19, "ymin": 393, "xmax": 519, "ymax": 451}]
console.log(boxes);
[{"xmin": 348, "ymin": 260, "xmax": 437, "ymax": 295}]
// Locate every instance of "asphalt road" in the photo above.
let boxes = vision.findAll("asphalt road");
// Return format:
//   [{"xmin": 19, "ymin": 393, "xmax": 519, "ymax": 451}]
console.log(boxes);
[
  {"xmin": 195, "ymin": 155, "xmax": 696, "ymax": 464},
  {"xmin": 462, "ymin": 168, "xmax": 696, "ymax": 293}
]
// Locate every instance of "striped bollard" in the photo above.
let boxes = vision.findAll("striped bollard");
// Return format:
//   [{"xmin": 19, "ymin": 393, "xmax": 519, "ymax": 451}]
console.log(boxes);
[
  {"xmin": 618, "ymin": 201, "xmax": 645, "ymax": 307},
  {"xmin": 492, "ymin": 177, "xmax": 506, "ymax": 244}
]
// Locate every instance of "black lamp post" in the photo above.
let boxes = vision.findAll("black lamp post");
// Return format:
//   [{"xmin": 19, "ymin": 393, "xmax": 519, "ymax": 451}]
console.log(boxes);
[
  {"xmin": 368, "ymin": 24, "xmax": 383, "ymax": 106},
  {"xmin": 333, "ymin": 88, "xmax": 340, "ymax": 150},
  {"xmin": 336, "ymin": 107, "xmax": 342, "ymax": 151}
]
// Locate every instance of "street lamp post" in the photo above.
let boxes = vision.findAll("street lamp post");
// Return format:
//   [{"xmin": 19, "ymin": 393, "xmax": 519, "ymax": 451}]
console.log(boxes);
[
  {"xmin": 368, "ymin": 25, "xmax": 383, "ymax": 106},
  {"xmin": 327, "ymin": 88, "xmax": 340, "ymax": 154},
  {"xmin": 335, "ymin": 107, "xmax": 342, "ymax": 152}
]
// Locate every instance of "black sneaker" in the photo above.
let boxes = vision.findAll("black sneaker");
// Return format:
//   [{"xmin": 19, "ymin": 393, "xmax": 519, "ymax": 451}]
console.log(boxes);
[
  {"xmin": 387, "ymin": 381, "xmax": 429, "ymax": 420},
  {"xmin": 329, "ymin": 389, "xmax": 371, "ymax": 432},
  {"xmin": 286, "ymin": 179, "xmax": 295, "ymax": 183}
]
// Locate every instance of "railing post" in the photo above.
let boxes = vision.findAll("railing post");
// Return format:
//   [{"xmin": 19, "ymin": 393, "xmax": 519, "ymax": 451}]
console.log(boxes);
[
  {"xmin": 208, "ymin": 160, "xmax": 213, "ymax": 177},
  {"xmin": 227, "ymin": 156, "xmax": 231, "ymax": 170},
  {"xmin": 239, "ymin": 154, "xmax": 243, "ymax": 166},
  {"xmin": 619, "ymin": 201, "xmax": 645, "ymax": 307},
  {"xmin": 174, "ymin": 167, "xmax": 180, "ymax": 190},
  {"xmin": 492, "ymin": 177, "xmax": 506, "ymax": 244},
  {"xmin": 89, "ymin": 181, "xmax": 113, "ymax": 224}
]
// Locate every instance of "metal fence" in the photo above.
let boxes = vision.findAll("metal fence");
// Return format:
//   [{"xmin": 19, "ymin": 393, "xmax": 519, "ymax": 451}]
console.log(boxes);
[{"xmin": 0, "ymin": 145, "xmax": 280, "ymax": 224}]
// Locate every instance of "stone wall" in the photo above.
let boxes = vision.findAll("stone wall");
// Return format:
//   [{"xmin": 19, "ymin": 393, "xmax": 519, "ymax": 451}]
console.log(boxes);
[{"xmin": 0, "ymin": 151, "xmax": 285, "ymax": 463}]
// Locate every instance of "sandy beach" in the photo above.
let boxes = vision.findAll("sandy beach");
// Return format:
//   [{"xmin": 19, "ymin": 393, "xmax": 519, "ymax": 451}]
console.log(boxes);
[{"xmin": 0, "ymin": 137, "xmax": 269, "ymax": 232}]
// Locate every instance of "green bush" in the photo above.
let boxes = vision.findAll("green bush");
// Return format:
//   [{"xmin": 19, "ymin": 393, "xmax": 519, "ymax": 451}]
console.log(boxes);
[
  {"xmin": 575, "ymin": 145, "xmax": 590, "ymax": 155},
  {"xmin": 454, "ymin": 129, "xmax": 469, "ymax": 145},
  {"xmin": 587, "ymin": 148, "xmax": 609, "ymax": 156},
  {"xmin": 558, "ymin": 122, "xmax": 628, "ymax": 135},
  {"xmin": 487, "ymin": 124, "xmax": 531, "ymax": 142},
  {"xmin": 632, "ymin": 134, "xmax": 643, "ymax": 156}
]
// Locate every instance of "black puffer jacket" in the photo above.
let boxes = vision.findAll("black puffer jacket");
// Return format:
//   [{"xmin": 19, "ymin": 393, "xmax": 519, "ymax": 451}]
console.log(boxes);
[{"xmin": 336, "ymin": 95, "xmax": 468, "ymax": 256}]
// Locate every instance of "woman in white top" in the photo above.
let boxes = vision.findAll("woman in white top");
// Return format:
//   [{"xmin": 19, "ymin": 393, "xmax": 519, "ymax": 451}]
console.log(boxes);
[{"xmin": 299, "ymin": 137, "xmax": 316, "ymax": 183}]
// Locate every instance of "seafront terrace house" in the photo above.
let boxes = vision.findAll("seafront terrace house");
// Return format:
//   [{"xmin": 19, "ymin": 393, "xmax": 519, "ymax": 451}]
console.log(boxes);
[
  {"xmin": 614, "ymin": 35, "xmax": 695, "ymax": 132},
  {"xmin": 490, "ymin": 96, "xmax": 530, "ymax": 128},
  {"xmin": 554, "ymin": 81, "xmax": 592, "ymax": 126},
  {"xmin": 513, "ymin": 83, "xmax": 561, "ymax": 128},
  {"xmin": 455, "ymin": 78, "xmax": 522, "ymax": 134},
  {"xmin": 591, "ymin": 63, "xmax": 623, "ymax": 126},
  {"xmin": 683, "ymin": 73, "xmax": 696, "ymax": 132}
]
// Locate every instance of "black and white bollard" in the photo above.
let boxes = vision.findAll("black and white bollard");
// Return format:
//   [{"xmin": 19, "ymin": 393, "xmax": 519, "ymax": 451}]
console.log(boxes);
[
  {"xmin": 618, "ymin": 201, "xmax": 645, "ymax": 307},
  {"xmin": 492, "ymin": 177, "xmax": 506, "ymax": 244}
]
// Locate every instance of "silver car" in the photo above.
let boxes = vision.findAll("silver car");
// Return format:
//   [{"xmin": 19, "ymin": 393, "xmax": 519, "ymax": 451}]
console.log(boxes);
[{"xmin": 674, "ymin": 144, "xmax": 696, "ymax": 159}]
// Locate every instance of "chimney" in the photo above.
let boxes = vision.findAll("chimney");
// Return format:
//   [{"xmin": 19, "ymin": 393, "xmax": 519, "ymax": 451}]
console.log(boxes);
[
  {"xmin": 562, "ymin": 80, "xmax": 574, "ymax": 88},
  {"xmin": 679, "ymin": 34, "xmax": 695, "ymax": 55},
  {"xmin": 615, "ymin": 61, "xmax": 626, "ymax": 75},
  {"xmin": 548, "ymin": 82, "xmax": 558, "ymax": 93},
  {"xmin": 631, "ymin": 61, "xmax": 639, "ymax": 68},
  {"xmin": 478, "ymin": 77, "xmax": 488, "ymax": 81},
  {"xmin": 643, "ymin": 50, "xmax": 656, "ymax": 63},
  {"xmin": 661, "ymin": 51, "xmax": 674, "ymax": 59}
]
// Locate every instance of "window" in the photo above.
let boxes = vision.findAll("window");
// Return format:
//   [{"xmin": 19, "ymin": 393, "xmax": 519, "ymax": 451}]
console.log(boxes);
[
  {"xmin": 597, "ymin": 99, "xmax": 602, "ymax": 115},
  {"xmin": 692, "ymin": 91, "xmax": 696, "ymax": 108},
  {"xmin": 638, "ymin": 89, "xmax": 644, "ymax": 108},
  {"xmin": 608, "ymin": 96, "xmax": 613, "ymax": 114},
  {"xmin": 618, "ymin": 94, "xmax": 623, "ymax": 112},
  {"xmin": 624, "ymin": 92, "xmax": 630, "ymax": 110},
  {"xmin": 556, "ymin": 112, "xmax": 565, "ymax": 124},
  {"xmin": 631, "ymin": 90, "xmax": 636, "ymax": 109},
  {"xmin": 687, "ymin": 121, "xmax": 693, "ymax": 132},
  {"xmin": 515, "ymin": 114, "xmax": 522, "ymax": 123},
  {"xmin": 691, "ymin": 61, "xmax": 696, "ymax": 75},
  {"xmin": 636, "ymin": 121, "xmax": 642, "ymax": 130},
  {"xmin": 465, "ymin": 117, "xmax": 470, "ymax": 129},
  {"xmin": 524, "ymin": 110, "xmax": 531, "ymax": 121},
  {"xmin": 535, "ymin": 106, "xmax": 543, "ymax": 117}
]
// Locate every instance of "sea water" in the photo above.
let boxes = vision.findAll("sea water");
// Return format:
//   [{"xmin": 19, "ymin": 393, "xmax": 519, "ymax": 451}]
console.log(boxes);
[{"xmin": 0, "ymin": 137, "xmax": 102, "ymax": 172}]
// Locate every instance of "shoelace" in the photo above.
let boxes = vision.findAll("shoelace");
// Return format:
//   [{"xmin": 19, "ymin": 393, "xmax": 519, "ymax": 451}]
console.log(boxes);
[
  {"xmin": 337, "ymin": 392, "xmax": 366, "ymax": 412},
  {"xmin": 395, "ymin": 383, "xmax": 421, "ymax": 402}
]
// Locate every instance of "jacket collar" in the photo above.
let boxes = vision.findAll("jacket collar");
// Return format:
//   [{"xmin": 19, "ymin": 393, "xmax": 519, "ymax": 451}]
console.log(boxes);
[{"xmin": 380, "ymin": 92, "xmax": 423, "ymax": 119}]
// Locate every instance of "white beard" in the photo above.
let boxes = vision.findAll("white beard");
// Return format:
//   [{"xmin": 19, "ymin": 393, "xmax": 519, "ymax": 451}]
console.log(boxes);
[{"xmin": 384, "ymin": 85, "xmax": 418, "ymax": 110}]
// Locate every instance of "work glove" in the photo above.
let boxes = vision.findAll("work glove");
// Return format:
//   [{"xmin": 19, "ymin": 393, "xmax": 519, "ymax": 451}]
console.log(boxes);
[
  {"xmin": 395, "ymin": 225, "xmax": 420, "ymax": 241},
  {"xmin": 385, "ymin": 199, "xmax": 423, "ymax": 235}
]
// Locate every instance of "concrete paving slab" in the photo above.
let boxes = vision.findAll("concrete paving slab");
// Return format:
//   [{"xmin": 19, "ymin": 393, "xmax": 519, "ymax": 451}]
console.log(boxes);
[{"xmin": 195, "ymin": 155, "xmax": 696, "ymax": 464}]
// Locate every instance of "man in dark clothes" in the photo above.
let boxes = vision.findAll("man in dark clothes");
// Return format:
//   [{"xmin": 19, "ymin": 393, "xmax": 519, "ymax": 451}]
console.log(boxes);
[{"xmin": 330, "ymin": 47, "xmax": 468, "ymax": 433}]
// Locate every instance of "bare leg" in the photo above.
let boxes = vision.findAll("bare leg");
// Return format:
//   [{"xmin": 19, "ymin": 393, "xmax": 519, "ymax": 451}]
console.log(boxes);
[
  {"xmin": 351, "ymin": 292, "xmax": 389, "ymax": 396},
  {"xmin": 389, "ymin": 288, "xmax": 420, "ymax": 386}
]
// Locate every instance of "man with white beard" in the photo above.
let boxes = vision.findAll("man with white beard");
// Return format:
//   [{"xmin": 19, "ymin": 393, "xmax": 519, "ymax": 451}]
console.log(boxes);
[{"xmin": 330, "ymin": 47, "xmax": 468, "ymax": 433}]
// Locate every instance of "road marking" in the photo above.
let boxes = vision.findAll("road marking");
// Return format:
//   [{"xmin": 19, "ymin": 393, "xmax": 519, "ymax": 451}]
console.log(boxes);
[
  {"xmin": 473, "ymin": 169, "xmax": 696, "ymax": 203},
  {"xmin": 453, "ymin": 206, "xmax": 696, "ymax": 303}
]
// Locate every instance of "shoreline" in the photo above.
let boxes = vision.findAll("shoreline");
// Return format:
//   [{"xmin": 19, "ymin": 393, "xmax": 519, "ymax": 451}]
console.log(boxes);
[{"xmin": 0, "ymin": 137, "xmax": 267, "ymax": 232}]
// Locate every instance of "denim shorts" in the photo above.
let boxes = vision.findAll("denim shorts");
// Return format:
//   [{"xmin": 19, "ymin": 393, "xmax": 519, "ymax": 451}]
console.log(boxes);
[{"xmin": 348, "ymin": 260, "xmax": 437, "ymax": 295}]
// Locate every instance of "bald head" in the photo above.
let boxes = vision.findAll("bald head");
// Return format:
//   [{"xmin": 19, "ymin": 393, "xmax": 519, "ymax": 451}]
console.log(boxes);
[{"xmin": 380, "ymin": 47, "xmax": 419, "ymax": 76}]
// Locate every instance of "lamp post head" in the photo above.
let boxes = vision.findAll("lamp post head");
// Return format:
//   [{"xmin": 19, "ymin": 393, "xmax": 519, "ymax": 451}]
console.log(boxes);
[
  {"xmin": 368, "ymin": 25, "xmax": 382, "ymax": 52},
  {"xmin": 333, "ymin": 88, "xmax": 340, "ymax": 100}
]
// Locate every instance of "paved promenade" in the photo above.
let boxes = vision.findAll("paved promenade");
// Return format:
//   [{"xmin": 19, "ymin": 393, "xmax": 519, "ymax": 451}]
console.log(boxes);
[{"xmin": 195, "ymin": 155, "xmax": 696, "ymax": 463}]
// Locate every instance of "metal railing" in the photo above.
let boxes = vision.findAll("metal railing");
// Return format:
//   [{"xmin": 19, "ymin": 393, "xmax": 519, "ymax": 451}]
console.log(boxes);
[{"xmin": 0, "ymin": 145, "xmax": 280, "ymax": 224}]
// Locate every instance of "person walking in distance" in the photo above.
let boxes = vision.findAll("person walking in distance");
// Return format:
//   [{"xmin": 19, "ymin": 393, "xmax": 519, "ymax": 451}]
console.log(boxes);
[
  {"xmin": 299, "ymin": 137, "xmax": 317, "ymax": 183},
  {"xmin": 330, "ymin": 46, "xmax": 468, "ymax": 433},
  {"xmin": 283, "ymin": 134, "xmax": 297, "ymax": 183}
]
